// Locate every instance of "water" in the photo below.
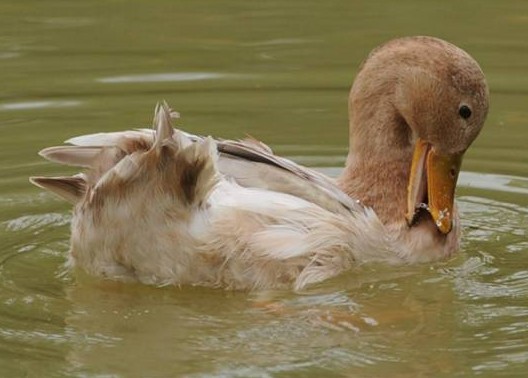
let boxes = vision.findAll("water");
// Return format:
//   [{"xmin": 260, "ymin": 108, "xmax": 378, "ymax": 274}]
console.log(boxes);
[{"xmin": 1, "ymin": 0, "xmax": 527, "ymax": 376}]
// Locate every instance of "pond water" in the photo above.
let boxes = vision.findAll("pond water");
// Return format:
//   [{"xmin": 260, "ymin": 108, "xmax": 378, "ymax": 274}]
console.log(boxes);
[{"xmin": 1, "ymin": 0, "xmax": 527, "ymax": 376}]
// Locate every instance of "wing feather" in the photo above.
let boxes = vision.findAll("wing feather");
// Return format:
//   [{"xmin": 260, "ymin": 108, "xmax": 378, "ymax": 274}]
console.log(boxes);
[{"xmin": 52, "ymin": 120, "xmax": 359, "ymax": 214}]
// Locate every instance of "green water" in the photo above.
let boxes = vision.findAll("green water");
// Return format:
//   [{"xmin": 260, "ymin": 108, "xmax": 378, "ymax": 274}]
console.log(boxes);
[{"xmin": 1, "ymin": 0, "xmax": 527, "ymax": 376}]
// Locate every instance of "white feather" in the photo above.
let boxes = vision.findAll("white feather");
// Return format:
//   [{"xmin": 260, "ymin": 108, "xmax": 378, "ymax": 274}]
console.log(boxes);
[
  {"xmin": 66, "ymin": 130, "xmax": 153, "ymax": 147},
  {"xmin": 32, "ymin": 102, "xmax": 458, "ymax": 291}
]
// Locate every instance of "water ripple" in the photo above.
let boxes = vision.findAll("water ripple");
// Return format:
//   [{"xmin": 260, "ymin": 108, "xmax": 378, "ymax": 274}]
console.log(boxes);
[
  {"xmin": 97, "ymin": 72, "xmax": 240, "ymax": 84},
  {"xmin": 459, "ymin": 172, "xmax": 528, "ymax": 195},
  {"xmin": 0, "ymin": 52, "xmax": 20, "ymax": 60},
  {"xmin": 3, "ymin": 213, "xmax": 70, "ymax": 233},
  {"xmin": 0, "ymin": 100, "xmax": 81, "ymax": 111}
]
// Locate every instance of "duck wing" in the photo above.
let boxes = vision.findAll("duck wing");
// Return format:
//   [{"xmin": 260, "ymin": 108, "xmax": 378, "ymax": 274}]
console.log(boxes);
[
  {"xmin": 37, "ymin": 113, "xmax": 359, "ymax": 214},
  {"xmin": 214, "ymin": 139, "xmax": 360, "ymax": 214}
]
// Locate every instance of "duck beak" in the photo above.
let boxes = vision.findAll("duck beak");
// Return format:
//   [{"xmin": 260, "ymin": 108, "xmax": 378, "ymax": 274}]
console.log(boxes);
[{"xmin": 406, "ymin": 138, "xmax": 463, "ymax": 234}]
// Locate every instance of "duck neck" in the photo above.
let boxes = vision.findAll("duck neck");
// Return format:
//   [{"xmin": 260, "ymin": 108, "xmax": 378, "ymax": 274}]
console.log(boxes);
[{"xmin": 338, "ymin": 97, "xmax": 414, "ymax": 226}]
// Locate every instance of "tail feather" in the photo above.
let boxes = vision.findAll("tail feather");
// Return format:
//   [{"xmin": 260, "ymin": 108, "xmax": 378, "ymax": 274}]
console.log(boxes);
[
  {"xmin": 39, "ymin": 146, "xmax": 103, "ymax": 167},
  {"xmin": 149, "ymin": 103, "xmax": 218, "ymax": 206},
  {"xmin": 33, "ymin": 102, "xmax": 219, "ymax": 208},
  {"xmin": 152, "ymin": 101, "xmax": 174, "ymax": 150},
  {"xmin": 29, "ymin": 175, "xmax": 86, "ymax": 204},
  {"xmin": 175, "ymin": 136, "xmax": 218, "ymax": 206},
  {"xmin": 65, "ymin": 130, "xmax": 153, "ymax": 147}
]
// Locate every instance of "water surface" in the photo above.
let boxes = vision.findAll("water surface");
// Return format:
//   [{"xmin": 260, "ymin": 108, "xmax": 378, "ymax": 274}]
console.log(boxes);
[{"xmin": 1, "ymin": 0, "xmax": 527, "ymax": 376}]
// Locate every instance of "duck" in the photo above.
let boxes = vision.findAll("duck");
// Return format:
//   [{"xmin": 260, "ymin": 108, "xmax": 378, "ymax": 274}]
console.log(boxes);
[{"xmin": 30, "ymin": 36, "xmax": 489, "ymax": 291}]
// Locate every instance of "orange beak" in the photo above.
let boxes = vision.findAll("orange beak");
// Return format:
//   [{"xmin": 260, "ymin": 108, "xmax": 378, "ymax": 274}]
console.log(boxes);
[{"xmin": 406, "ymin": 138, "xmax": 463, "ymax": 234}]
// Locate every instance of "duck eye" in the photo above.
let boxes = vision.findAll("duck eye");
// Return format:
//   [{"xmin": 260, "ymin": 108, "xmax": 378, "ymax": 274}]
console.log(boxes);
[{"xmin": 459, "ymin": 105, "xmax": 472, "ymax": 119}]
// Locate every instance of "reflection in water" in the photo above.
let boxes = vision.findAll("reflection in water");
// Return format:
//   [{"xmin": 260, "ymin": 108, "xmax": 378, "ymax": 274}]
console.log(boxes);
[
  {"xmin": 240, "ymin": 38, "xmax": 316, "ymax": 47},
  {"xmin": 24, "ymin": 17, "xmax": 95, "ymax": 29},
  {"xmin": 62, "ymin": 272, "xmax": 456, "ymax": 376},
  {"xmin": 1, "ymin": 187, "xmax": 526, "ymax": 376},
  {"xmin": 0, "ymin": 52, "xmax": 20, "ymax": 60},
  {"xmin": 320, "ymin": 169, "xmax": 528, "ymax": 197},
  {"xmin": 459, "ymin": 172, "xmax": 528, "ymax": 196},
  {"xmin": 0, "ymin": 101, "xmax": 81, "ymax": 111},
  {"xmin": 97, "ymin": 72, "xmax": 236, "ymax": 84}
]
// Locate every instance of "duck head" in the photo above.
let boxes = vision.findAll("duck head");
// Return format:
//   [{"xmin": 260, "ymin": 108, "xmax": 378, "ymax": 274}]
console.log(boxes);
[{"xmin": 340, "ymin": 36, "xmax": 489, "ymax": 241}]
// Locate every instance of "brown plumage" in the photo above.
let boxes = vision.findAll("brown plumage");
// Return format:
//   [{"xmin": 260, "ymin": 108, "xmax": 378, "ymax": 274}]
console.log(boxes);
[{"xmin": 31, "ymin": 37, "xmax": 489, "ymax": 290}]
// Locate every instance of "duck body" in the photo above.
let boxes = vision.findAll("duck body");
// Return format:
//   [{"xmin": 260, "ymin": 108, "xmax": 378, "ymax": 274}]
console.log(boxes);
[
  {"xmin": 57, "ymin": 122, "xmax": 449, "ymax": 291},
  {"xmin": 31, "ymin": 37, "xmax": 489, "ymax": 290}
]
